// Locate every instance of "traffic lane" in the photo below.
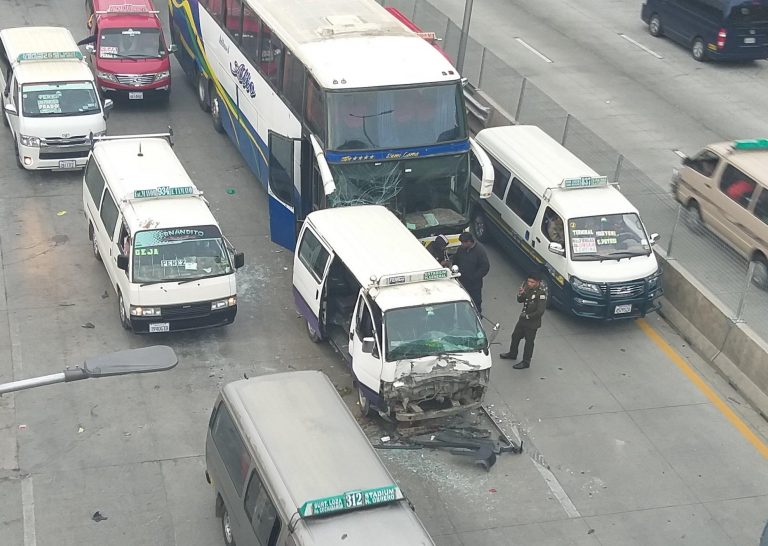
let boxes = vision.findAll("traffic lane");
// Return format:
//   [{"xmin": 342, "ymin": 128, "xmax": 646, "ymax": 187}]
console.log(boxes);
[{"xmin": 428, "ymin": 0, "xmax": 767, "ymax": 185}]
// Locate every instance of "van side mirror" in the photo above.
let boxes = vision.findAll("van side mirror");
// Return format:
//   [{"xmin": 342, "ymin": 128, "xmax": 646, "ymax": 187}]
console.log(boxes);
[
  {"xmin": 85, "ymin": 44, "xmax": 95, "ymax": 54},
  {"xmin": 548, "ymin": 242, "xmax": 565, "ymax": 256},
  {"xmin": 103, "ymin": 98, "xmax": 114, "ymax": 116},
  {"xmin": 168, "ymin": 44, "xmax": 178, "ymax": 54},
  {"xmin": 234, "ymin": 251, "xmax": 245, "ymax": 269},
  {"xmin": 4, "ymin": 103, "xmax": 17, "ymax": 116},
  {"xmin": 649, "ymin": 233, "xmax": 660, "ymax": 246},
  {"xmin": 117, "ymin": 254, "xmax": 129, "ymax": 271},
  {"xmin": 361, "ymin": 337, "xmax": 375, "ymax": 354},
  {"xmin": 469, "ymin": 138, "xmax": 494, "ymax": 199}
]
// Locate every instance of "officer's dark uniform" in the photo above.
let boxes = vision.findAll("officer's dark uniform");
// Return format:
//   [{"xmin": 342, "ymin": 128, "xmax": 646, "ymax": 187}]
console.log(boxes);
[{"xmin": 500, "ymin": 281, "xmax": 548, "ymax": 368}]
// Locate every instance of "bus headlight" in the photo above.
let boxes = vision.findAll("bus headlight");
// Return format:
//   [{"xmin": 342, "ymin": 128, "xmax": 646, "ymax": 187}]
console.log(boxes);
[
  {"xmin": 211, "ymin": 296, "xmax": 237, "ymax": 310},
  {"xmin": 131, "ymin": 306, "xmax": 161, "ymax": 316},
  {"xmin": 572, "ymin": 276, "xmax": 602, "ymax": 295},
  {"xmin": 19, "ymin": 135, "xmax": 41, "ymax": 147}
]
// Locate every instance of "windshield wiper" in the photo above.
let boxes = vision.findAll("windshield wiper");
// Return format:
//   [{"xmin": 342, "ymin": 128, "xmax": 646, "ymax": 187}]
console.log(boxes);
[
  {"xmin": 601, "ymin": 251, "xmax": 642, "ymax": 261},
  {"xmin": 177, "ymin": 276, "xmax": 206, "ymax": 285},
  {"xmin": 139, "ymin": 279, "xmax": 177, "ymax": 287}
]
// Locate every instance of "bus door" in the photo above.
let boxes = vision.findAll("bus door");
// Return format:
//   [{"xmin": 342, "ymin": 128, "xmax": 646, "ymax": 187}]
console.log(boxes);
[{"xmin": 268, "ymin": 131, "xmax": 301, "ymax": 250}]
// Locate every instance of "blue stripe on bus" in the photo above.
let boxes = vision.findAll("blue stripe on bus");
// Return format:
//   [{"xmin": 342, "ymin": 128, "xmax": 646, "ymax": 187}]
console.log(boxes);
[{"xmin": 324, "ymin": 140, "xmax": 470, "ymax": 164}]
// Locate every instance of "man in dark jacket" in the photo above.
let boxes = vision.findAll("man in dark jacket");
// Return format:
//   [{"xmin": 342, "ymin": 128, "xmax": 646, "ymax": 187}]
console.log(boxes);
[
  {"xmin": 452, "ymin": 232, "xmax": 490, "ymax": 314},
  {"xmin": 500, "ymin": 272, "xmax": 548, "ymax": 369}
]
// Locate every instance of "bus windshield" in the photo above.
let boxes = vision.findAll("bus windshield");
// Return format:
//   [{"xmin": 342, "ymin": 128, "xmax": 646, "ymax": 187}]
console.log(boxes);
[
  {"xmin": 21, "ymin": 82, "xmax": 100, "ymax": 117},
  {"xmin": 132, "ymin": 226, "xmax": 234, "ymax": 283},
  {"xmin": 328, "ymin": 154, "xmax": 470, "ymax": 232},
  {"xmin": 568, "ymin": 213, "xmax": 651, "ymax": 261},
  {"xmin": 326, "ymin": 83, "xmax": 467, "ymax": 151},
  {"xmin": 385, "ymin": 301, "xmax": 486, "ymax": 361},
  {"xmin": 99, "ymin": 28, "xmax": 163, "ymax": 59}
]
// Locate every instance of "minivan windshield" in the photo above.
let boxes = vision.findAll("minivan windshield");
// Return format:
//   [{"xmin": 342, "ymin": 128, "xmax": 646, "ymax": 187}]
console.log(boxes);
[
  {"xmin": 385, "ymin": 301, "xmax": 486, "ymax": 361},
  {"xmin": 21, "ymin": 82, "xmax": 100, "ymax": 117},
  {"xmin": 568, "ymin": 213, "xmax": 651, "ymax": 261},
  {"xmin": 99, "ymin": 27, "xmax": 163, "ymax": 58},
  {"xmin": 132, "ymin": 226, "xmax": 233, "ymax": 284}
]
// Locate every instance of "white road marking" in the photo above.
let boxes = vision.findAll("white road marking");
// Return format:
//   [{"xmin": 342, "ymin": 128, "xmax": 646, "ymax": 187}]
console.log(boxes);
[
  {"xmin": 532, "ymin": 459, "xmax": 581, "ymax": 518},
  {"xmin": 618, "ymin": 33, "xmax": 664, "ymax": 59},
  {"xmin": 514, "ymin": 37, "xmax": 554, "ymax": 63},
  {"xmin": 22, "ymin": 476, "xmax": 37, "ymax": 546}
]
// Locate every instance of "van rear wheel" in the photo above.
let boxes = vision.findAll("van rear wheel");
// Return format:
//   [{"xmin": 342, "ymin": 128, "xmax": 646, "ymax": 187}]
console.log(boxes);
[
  {"xmin": 684, "ymin": 201, "xmax": 704, "ymax": 234},
  {"xmin": 306, "ymin": 319, "xmax": 322, "ymax": 343},
  {"xmin": 649, "ymin": 14, "xmax": 662, "ymax": 37},
  {"xmin": 692, "ymin": 38, "xmax": 706, "ymax": 61},
  {"xmin": 118, "ymin": 293, "xmax": 131, "ymax": 331},
  {"xmin": 221, "ymin": 505, "xmax": 236, "ymax": 546},
  {"xmin": 358, "ymin": 385, "xmax": 372, "ymax": 418}
]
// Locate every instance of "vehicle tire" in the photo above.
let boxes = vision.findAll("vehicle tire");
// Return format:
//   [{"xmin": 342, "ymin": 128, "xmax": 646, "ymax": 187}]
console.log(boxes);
[
  {"xmin": 1, "ymin": 99, "xmax": 7, "ymax": 127},
  {"xmin": 471, "ymin": 211, "xmax": 490, "ymax": 242},
  {"xmin": 118, "ymin": 292, "xmax": 131, "ymax": 330},
  {"xmin": 543, "ymin": 276, "xmax": 555, "ymax": 309},
  {"xmin": 221, "ymin": 505, "xmax": 236, "ymax": 546},
  {"xmin": 692, "ymin": 37, "xmax": 706, "ymax": 61},
  {"xmin": 89, "ymin": 224, "xmax": 102, "ymax": 261},
  {"xmin": 649, "ymin": 14, "xmax": 663, "ymax": 37},
  {"xmin": 211, "ymin": 87, "xmax": 224, "ymax": 134},
  {"xmin": 197, "ymin": 69, "xmax": 210, "ymax": 112},
  {"xmin": 14, "ymin": 142, "xmax": 23, "ymax": 169},
  {"xmin": 752, "ymin": 255, "xmax": 768, "ymax": 290},
  {"xmin": 683, "ymin": 201, "xmax": 704, "ymax": 234},
  {"xmin": 357, "ymin": 384, "xmax": 372, "ymax": 418},
  {"xmin": 306, "ymin": 319, "xmax": 322, "ymax": 343}
]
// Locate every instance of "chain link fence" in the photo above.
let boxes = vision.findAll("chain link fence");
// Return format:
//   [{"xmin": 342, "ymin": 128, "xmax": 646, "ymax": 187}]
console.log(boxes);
[{"xmin": 384, "ymin": 0, "xmax": 767, "ymax": 340}]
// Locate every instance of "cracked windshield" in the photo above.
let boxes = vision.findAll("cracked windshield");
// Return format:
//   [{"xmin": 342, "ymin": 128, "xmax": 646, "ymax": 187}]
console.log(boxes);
[
  {"xmin": 568, "ymin": 213, "xmax": 651, "ymax": 260},
  {"xmin": 133, "ymin": 226, "xmax": 233, "ymax": 283},
  {"xmin": 385, "ymin": 301, "xmax": 487, "ymax": 361}
]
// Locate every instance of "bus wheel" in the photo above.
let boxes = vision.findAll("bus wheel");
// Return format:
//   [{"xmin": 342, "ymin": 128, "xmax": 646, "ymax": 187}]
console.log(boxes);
[
  {"xmin": 221, "ymin": 505, "xmax": 236, "ymax": 546},
  {"xmin": 197, "ymin": 70, "xmax": 211, "ymax": 112},
  {"xmin": 752, "ymin": 255, "xmax": 768, "ymax": 290},
  {"xmin": 471, "ymin": 212, "xmax": 489, "ymax": 242},
  {"xmin": 211, "ymin": 89, "xmax": 224, "ymax": 134},
  {"xmin": 306, "ymin": 319, "xmax": 322, "ymax": 343},
  {"xmin": 357, "ymin": 385, "xmax": 372, "ymax": 418},
  {"xmin": 691, "ymin": 38, "xmax": 706, "ymax": 62}
]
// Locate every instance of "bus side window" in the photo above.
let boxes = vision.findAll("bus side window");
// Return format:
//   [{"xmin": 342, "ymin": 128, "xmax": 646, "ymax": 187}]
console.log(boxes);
[
  {"xmin": 259, "ymin": 25, "xmax": 284, "ymax": 90},
  {"xmin": 243, "ymin": 471, "xmax": 281, "ymax": 546},
  {"xmin": 282, "ymin": 49, "xmax": 305, "ymax": 119},
  {"xmin": 224, "ymin": 0, "xmax": 243, "ymax": 43},
  {"xmin": 202, "ymin": 0, "xmax": 225, "ymax": 21},
  {"xmin": 305, "ymin": 77, "xmax": 326, "ymax": 141},
  {"xmin": 241, "ymin": 5, "xmax": 260, "ymax": 61}
]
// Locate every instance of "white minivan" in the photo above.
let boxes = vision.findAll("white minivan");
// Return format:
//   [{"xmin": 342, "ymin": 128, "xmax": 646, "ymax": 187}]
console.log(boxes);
[
  {"xmin": 470, "ymin": 125, "xmax": 663, "ymax": 320},
  {"xmin": 293, "ymin": 205, "xmax": 492, "ymax": 421},
  {"xmin": 0, "ymin": 26, "xmax": 112, "ymax": 170},
  {"xmin": 83, "ymin": 133, "xmax": 244, "ymax": 333}
]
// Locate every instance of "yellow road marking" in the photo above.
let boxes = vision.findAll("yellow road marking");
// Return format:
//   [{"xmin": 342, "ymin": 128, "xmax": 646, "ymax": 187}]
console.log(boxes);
[{"xmin": 637, "ymin": 318, "xmax": 768, "ymax": 459}]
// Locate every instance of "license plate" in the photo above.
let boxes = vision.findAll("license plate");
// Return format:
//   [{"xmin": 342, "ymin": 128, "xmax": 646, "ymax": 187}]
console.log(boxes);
[
  {"xmin": 745, "ymin": 37, "xmax": 756, "ymax": 44},
  {"xmin": 149, "ymin": 322, "xmax": 170, "ymax": 333},
  {"xmin": 128, "ymin": 91, "xmax": 144, "ymax": 100},
  {"xmin": 614, "ymin": 304, "xmax": 632, "ymax": 314},
  {"xmin": 58, "ymin": 160, "xmax": 77, "ymax": 169}
]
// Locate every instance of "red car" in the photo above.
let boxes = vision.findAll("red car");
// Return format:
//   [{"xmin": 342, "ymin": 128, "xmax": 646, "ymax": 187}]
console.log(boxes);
[{"xmin": 82, "ymin": 0, "xmax": 174, "ymax": 101}]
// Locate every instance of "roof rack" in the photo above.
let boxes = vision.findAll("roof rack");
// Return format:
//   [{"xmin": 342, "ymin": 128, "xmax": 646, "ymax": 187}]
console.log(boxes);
[
  {"xmin": 95, "ymin": 4, "xmax": 159, "ymax": 15},
  {"xmin": 16, "ymin": 51, "xmax": 83, "ymax": 62},
  {"xmin": 89, "ymin": 127, "xmax": 174, "ymax": 149}
]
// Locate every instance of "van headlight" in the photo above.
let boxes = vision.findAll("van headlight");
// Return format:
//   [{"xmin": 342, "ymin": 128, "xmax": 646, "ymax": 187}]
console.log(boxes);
[
  {"xmin": 571, "ymin": 276, "xmax": 602, "ymax": 295},
  {"xmin": 19, "ymin": 135, "xmax": 41, "ymax": 147},
  {"xmin": 211, "ymin": 296, "xmax": 237, "ymax": 310},
  {"xmin": 130, "ymin": 306, "xmax": 161, "ymax": 316},
  {"xmin": 154, "ymin": 70, "xmax": 170, "ymax": 81},
  {"xmin": 646, "ymin": 270, "xmax": 662, "ymax": 289},
  {"xmin": 97, "ymin": 70, "xmax": 119, "ymax": 83}
]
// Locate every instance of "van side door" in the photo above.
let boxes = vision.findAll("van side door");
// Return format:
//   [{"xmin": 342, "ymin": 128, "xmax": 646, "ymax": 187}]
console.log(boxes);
[
  {"xmin": 350, "ymin": 292, "xmax": 383, "ymax": 394},
  {"xmin": 293, "ymin": 225, "xmax": 331, "ymax": 335},
  {"xmin": 502, "ymin": 176, "xmax": 543, "ymax": 253}
]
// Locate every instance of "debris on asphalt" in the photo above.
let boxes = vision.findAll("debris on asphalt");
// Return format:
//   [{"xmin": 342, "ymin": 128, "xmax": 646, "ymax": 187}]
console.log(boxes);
[
  {"xmin": 57, "ymin": 210, "xmax": 67, "ymax": 216},
  {"xmin": 92, "ymin": 511, "xmax": 108, "ymax": 522},
  {"xmin": 81, "ymin": 322, "xmax": 95, "ymax": 329}
]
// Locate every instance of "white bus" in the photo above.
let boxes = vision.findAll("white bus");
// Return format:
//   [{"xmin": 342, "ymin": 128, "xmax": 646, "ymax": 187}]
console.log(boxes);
[{"xmin": 168, "ymin": 0, "xmax": 493, "ymax": 250}]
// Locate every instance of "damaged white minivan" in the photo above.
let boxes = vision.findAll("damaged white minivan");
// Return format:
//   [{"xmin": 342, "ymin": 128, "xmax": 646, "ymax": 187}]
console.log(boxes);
[{"xmin": 293, "ymin": 205, "xmax": 492, "ymax": 421}]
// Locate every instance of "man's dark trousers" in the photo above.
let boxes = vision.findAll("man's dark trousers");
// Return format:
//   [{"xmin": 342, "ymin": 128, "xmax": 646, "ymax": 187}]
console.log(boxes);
[{"xmin": 509, "ymin": 321, "xmax": 537, "ymax": 363}]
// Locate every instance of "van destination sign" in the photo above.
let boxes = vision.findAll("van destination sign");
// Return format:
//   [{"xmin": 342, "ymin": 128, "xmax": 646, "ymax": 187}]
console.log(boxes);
[
  {"xmin": 298, "ymin": 485, "xmax": 403, "ymax": 517},
  {"xmin": 133, "ymin": 186, "xmax": 194, "ymax": 199}
]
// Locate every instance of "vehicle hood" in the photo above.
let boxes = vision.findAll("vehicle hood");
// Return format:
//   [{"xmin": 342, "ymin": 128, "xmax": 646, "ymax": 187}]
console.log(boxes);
[
  {"xmin": 129, "ymin": 274, "xmax": 236, "ymax": 306},
  {"xmin": 21, "ymin": 113, "xmax": 105, "ymax": 138},
  {"xmin": 570, "ymin": 252, "xmax": 659, "ymax": 283},
  {"xmin": 96, "ymin": 56, "xmax": 169, "ymax": 74},
  {"xmin": 386, "ymin": 351, "xmax": 491, "ymax": 383}
]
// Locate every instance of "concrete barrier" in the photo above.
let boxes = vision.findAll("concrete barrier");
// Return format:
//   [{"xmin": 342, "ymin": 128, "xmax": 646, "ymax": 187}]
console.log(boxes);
[{"xmin": 656, "ymin": 249, "xmax": 768, "ymax": 418}]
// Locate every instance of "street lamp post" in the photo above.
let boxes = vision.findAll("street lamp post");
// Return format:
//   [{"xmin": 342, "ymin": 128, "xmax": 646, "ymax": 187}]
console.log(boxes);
[
  {"xmin": 456, "ymin": 0, "xmax": 475, "ymax": 74},
  {"xmin": 0, "ymin": 345, "xmax": 178, "ymax": 395}
]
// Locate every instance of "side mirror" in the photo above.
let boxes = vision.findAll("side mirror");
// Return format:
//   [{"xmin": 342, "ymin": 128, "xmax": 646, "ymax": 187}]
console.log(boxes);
[
  {"xmin": 548, "ymin": 242, "xmax": 565, "ymax": 256},
  {"xmin": 168, "ymin": 44, "xmax": 178, "ymax": 54},
  {"xmin": 649, "ymin": 233, "xmax": 660, "ymax": 246},
  {"xmin": 469, "ymin": 138, "xmax": 494, "ymax": 199},
  {"xmin": 234, "ymin": 251, "xmax": 245, "ymax": 269},
  {"xmin": 361, "ymin": 337, "xmax": 375, "ymax": 354},
  {"xmin": 487, "ymin": 322, "xmax": 500, "ymax": 344},
  {"xmin": 85, "ymin": 44, "xmax": 95, "ymax": 54},
  {"xmin": 103, "ymin": 98, "xmax": 114, "ymax": 117},
  {"xmin": 4, "ymin": 103, "xmax": 17, "ymax": 116},
  {"xmin": 117, "ymin": 254, "xmax": 129, "ymax": 271}
]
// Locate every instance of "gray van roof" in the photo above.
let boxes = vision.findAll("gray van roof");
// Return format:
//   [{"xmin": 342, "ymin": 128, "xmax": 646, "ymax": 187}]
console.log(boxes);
[{"xmin": 223, "ymin": 371, "xmax": 434, "ymax": 545}]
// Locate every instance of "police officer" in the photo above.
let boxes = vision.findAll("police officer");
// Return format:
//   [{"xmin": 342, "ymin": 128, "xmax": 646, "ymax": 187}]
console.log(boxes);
[{"xmin": 500, "ymin": 272, "xmax": 547, "ymax": 369}]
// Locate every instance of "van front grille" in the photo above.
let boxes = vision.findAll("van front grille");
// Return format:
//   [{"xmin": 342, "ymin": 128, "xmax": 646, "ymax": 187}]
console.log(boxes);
[
  {"xmin": 115, "ymin": 73, "xmax": 156, "ymax": 86},
  {"xmin": 162, "ymin": 302, "xmax": 211, "ymax": 319},
  {"xmin": 607, "ymin": 280, "xmax": 645, "ymax": 298}
]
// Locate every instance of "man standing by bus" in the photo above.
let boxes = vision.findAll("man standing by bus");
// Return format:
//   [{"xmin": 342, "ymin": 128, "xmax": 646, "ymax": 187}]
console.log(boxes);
[
  {"xmin": 500, "ymin": 272, "xmax": 547, "ymax": 369},
  {"xmin": 452, "ymin": 232, "xmax": 490, "ymax": 314}
]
